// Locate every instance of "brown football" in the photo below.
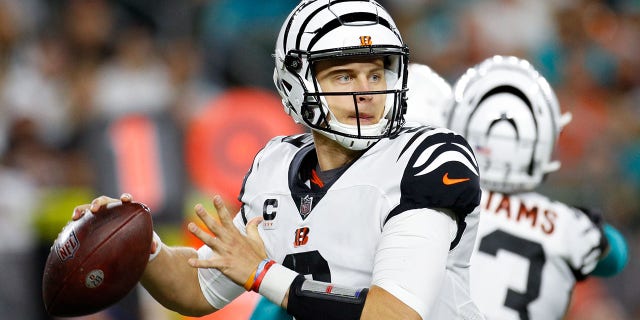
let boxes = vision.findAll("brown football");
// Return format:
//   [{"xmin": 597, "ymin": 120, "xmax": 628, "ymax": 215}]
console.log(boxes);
[{"xmin": 42, "ymin": 201, "xmax": 153, "ymax": 317}]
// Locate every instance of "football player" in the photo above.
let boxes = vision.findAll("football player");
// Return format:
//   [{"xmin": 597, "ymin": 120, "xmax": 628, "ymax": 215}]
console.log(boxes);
[
  {"xmin": 444, "ymin": 55, "xmax": 628, "ymax": 320},
  {"xmin": 248, "ymin": 61, "xmax": 457, "ymax": 320},
  {"xmin": 73, "ymin": 1, "xmax": 484, "ymax": 319}
]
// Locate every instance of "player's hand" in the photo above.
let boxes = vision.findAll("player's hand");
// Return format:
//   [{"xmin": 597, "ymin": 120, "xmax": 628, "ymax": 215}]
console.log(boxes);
[
  {"xmin": 187, "ymin": 194, "xmax": 267, "ymax": 287},
  {"xmin": 72, "ymin": 193, "xmax": 134, "ymax": 220},
  {"xmin": 70, "ymin": 193, "xmax": 161, "ymax": 257}
]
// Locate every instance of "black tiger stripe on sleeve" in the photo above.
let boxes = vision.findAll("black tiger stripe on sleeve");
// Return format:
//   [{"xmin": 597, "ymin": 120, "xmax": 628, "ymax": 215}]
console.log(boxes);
[{"xmin": 387, "ymin": 131, "xmax": 481, "ymax": 249}]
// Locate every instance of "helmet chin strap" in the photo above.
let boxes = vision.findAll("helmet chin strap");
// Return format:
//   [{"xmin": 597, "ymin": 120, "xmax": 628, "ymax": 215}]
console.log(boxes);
[
  {"xmin": 316, "ymin": 118, "xmax": 389, "ymax": 150},
  {"xmin": 309, "ymin": 89, "xmax": 391, "ymax": 150},
  {"xmin": 327, "ymin": 117, "xmax": 389, "ymax": 137}
]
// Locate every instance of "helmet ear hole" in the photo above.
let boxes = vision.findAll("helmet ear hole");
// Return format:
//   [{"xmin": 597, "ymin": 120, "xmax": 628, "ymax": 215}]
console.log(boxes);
[{"xmin": 284, "ymin": 54, "xmax": 303, "ymax": 73}]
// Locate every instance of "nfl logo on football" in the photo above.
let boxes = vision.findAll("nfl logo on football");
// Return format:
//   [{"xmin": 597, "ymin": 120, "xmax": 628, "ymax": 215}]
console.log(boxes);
[{"xmin": 55, "ymin": 230, "xmax": 80, "ymax": 262}]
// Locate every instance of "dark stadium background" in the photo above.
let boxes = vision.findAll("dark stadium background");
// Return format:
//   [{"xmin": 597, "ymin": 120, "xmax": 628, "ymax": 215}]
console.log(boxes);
[{"xmin": 0, "ymin": 0, "xmax": 636, "ymax": 319}]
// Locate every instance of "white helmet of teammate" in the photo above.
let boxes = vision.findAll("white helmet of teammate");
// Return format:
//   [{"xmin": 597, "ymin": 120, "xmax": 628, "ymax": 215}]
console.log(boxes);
[
  {"xmin": 446, "ymin": 55, "xmax": 572, "ymax": 193},
  {"xmin": 404, "ymin": 63, "xmax": 453, "ymax": 127},
  {"xmin": 273, "ymin": 0, "xmax": 409, "ymax": 150}
]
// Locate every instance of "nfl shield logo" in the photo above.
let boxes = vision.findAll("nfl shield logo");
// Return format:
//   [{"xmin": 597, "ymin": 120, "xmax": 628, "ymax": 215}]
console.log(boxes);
[
  {"xmin": 55, "ymin": 230, "xmax": 80, "ymax": 262},
  {"xmin": 300, "ymin": 195, "xmax": 313, "ymax": 217}
]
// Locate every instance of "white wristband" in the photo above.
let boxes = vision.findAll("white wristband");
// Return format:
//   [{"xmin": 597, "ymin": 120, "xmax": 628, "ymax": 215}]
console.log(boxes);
[
  {"xmin": 258, "ymin": 263, "xmax": 299, "ymax": 307},
  {"xmin": 148, "ymin": 231, "xmax": 163, "ymax": 262}
]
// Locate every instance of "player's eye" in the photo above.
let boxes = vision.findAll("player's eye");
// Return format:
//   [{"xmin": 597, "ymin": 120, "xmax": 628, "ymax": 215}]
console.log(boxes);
[{"xmin": 336, "ymin": 74, "xmax": 352, "ymax": 83}]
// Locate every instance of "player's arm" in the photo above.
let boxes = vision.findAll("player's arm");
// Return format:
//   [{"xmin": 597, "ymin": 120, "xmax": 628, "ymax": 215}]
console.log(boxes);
[
  {"xmin": 572, "ymin": 207, "xmax": 628, "ymax": 277},
  {"xmin": 282, "ymin": 276, "xmax": 422, "ymax": 320},
  {"xmin": 142, "ymin": 199, "xmax": 267, "ymax": 315},
  {"xmin": 361, "ymin": 208, "xmax": 457, "ymax": 319},
  {"xmin": 361, "ymin": 286, "xmax": 422, "ymax": 319},
  {"xmin": 591, "ymin": 224, "xmax": 628, "ymax": 276},
  {"xmin": 141, "ymin": 245, "xmax": 215, "ymax": 316}
]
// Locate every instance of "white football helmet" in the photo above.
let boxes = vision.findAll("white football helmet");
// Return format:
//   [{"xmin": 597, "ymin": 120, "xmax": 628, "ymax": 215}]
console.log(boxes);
[
  {"xmin": 404, "ymin": 63, "xmax": 453, "ymax": 128},
  {"xmin": 273, "ymin": 0, "xmax": 409, "ymax": 150},
  {"xmin": 447, "ymin": 56, "xmax": 572, "ymax": 193}
]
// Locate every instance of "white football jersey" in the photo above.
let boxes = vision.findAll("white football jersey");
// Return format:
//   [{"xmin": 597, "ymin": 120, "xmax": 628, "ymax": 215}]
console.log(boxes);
[
  {"xmin": 233, "ymin": 126, "xmax": 483, "ymax": 319},
  {"xmin": 470, "ymin": 190, "xmax": 606, "ymax": 320}
]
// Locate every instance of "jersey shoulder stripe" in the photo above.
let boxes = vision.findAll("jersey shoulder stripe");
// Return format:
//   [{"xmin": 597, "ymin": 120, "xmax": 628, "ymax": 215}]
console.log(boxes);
[{"xmin": 388, "ymin": 128, "xmax": 481, "ymax": 221}]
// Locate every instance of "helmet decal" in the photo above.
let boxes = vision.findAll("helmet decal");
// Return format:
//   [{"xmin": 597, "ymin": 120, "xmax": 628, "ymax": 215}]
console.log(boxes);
[
  {"xmin": 473, "ymin": 85, "xmax": 539, "ymax": 176},
  {"xmin": 359, "ymin": 36, "xmax": 372, "ymax": 46}
]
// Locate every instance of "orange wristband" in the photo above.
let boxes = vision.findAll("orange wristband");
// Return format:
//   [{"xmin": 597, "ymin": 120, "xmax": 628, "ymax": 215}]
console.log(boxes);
[{"xmin": 243, "ymin": 269, "xmax": 257, "ymax": 291}]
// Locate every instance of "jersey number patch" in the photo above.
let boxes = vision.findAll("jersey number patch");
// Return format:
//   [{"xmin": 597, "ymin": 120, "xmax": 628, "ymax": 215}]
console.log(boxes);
[{"xmin": 478, "ymin": 230, "xmax": 546, "ymax": 320}]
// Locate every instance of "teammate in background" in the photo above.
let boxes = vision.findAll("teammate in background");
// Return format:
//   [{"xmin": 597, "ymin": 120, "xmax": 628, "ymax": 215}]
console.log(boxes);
[
  {"xmin": 443, "ymin": 55, "xmax": 628, "ymax": 320},
  {"xmin": 72, "ymin": 1, "xmax": 484, "ymax": 319},
  {"xmin": 404, "ymin": 63, "xmax": 453, "ymax": 128}
]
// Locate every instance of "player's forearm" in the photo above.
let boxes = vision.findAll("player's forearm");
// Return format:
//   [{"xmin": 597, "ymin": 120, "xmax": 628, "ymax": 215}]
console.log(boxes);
[
  {"xmin": 361, "ymin": 286, "xmax": 421, "ymax": 320},
  {"xmin": 279, "ymin": 276, "xmax": 419, "ymax": 320},
  {"xmin": 591, "ymin": 223, "xmax": 628, "ymax": 277},
  {"xmin": 141, "ymin": 246, "xmax": 215, "ymax": 316}
]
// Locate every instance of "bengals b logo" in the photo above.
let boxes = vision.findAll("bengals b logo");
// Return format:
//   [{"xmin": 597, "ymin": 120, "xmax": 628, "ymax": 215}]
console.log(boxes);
[
  {"xmin": 294, "ymin": 227, "xmax": 310, "ymax": 247},
  {"xmin": 359, "ymin": 36, "xmax": 372, "ymax": 46}
]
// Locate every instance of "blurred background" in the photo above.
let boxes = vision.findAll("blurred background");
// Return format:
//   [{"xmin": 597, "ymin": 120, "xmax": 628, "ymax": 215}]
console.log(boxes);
[{"xmin": 0, "ymin": 0, "xmax": 637, "ymax": 319}]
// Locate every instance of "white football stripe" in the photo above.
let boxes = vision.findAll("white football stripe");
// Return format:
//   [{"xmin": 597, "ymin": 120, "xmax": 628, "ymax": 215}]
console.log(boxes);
[{"xmin": 415, "ymin": 150, "xmax": 479, "ymax": 176}]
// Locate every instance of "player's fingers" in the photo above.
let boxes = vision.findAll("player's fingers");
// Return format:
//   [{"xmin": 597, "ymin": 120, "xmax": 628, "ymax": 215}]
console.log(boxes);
[
  {"xmin": 188, "ymin": 257, "xmax": 221, "ymax": 269},
  {"xmin": 212, "ymin": 195, "xmax": 234, "ymax": 227},
  {"xmin": 150, "ymin": 239, "xmax": 158, "ymax": 254},
  {"xmin": 246, "ymin": 216, "xmax": 264, "ymax": 242},
  {"xmin": 188, "ymin": 221, "xmax": 220, "ymax": 250},
  {"xmin": 89, "ymin": 195, "xmax": 118, "ymax": 212},
  {"xmin": 246, "ymin": 216, "xmax": 267, "ymax": 257},
  {"xmin": 120, "ymin": 193, "xmax": 133, "ymax": 203},
  {"xmin": 194, "ymin": 204, "xmax": 225, "ymax": 238},
  {"xmin": 72, "ymin": 205, "xmax": 89, "ymax": 220}
]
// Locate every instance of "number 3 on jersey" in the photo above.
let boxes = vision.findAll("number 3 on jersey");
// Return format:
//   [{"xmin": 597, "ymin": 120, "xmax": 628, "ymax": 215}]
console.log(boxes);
[{"xmin": 478, "ymin": 230, "xmax": 546, "ymax": 320}]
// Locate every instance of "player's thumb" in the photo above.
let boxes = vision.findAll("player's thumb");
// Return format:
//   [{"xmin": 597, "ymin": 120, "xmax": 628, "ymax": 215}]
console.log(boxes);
[
  {"xmin": 246, "ymin": 216, "xmax": 266, "ymax": 256},
  {"xmin": 148, "ymin": 231, "xmax": 163, "ymax": 262},
  {"xmin": 246, "ymin": 216, "xmax": 265, "ymax": 246}
]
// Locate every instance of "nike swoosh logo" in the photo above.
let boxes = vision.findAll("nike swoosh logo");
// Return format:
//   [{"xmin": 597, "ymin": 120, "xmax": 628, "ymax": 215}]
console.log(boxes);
[{"xmin": 442, "ymin": 172, "xmax": 470, "ymax": 185}]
